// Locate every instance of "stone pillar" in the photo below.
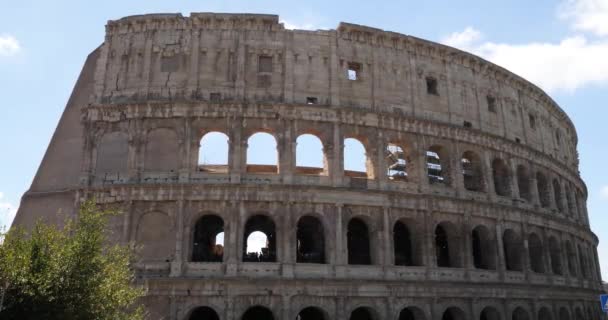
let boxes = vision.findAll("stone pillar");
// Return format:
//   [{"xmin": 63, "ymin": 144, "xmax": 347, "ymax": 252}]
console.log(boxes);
[
  {"xmin": 229, "ymin": 122, "xmax": 244, "ymax": 182},
  {"xmin": 279, "ymin": 121, "xmax": 295, "ymax": 184},
  {"xmin": 509, "ymin": 159, "xmax": 520, "ymax": 199},
  {"xmin": 329, "ymin": 30, "xmax": 340, "ymax": 107},
  {"xmin": 462, "ymin": 213, "xmax": 473, "ymax": 276},
  {"xmin": 335, "ymin": 204, "xmax": 345, "ymax": 266},
  {"xmin": 483, "ymin": 150, "xmax": 496, "ymax": 202},
  {"xmin": 282, "ymin": 202, "xmax": 295, "ymax": 278},
  {"xmin": 187, "ymin": 30, "xmax": 200, "ymax": 95},
  {"xmin": 383, "ymin": 207, "xmax": 392, "ymax": 266},
  {"xmin": 170, "ymin": 199, "xmax": 185, "ymax": 277},
  {"xmin": 495, "ymin": 218, "xmax": 506, "ymax": 281},
  {"xmin": 330, "ymin": 123, "xmax": 343, "ymax": 187},
  {"xmin": 452, "ymin": 143, "xmax": 465, "ymax": 196}
]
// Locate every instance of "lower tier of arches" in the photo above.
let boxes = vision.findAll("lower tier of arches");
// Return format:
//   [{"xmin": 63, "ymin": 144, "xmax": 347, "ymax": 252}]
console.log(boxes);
[{"xmin": 140, "ymin": 279, "xmax": 604, "ymax": 320}]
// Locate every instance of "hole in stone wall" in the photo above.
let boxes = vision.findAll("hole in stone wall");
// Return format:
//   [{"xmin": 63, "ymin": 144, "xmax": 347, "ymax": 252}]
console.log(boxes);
[
  {"xmin": 492, "ymin": 158, "xmax": 511, "ymax": 197},
  {"xmin": 517, "ymin": 165, "xmax": 532, "ymax": 202},
  {"xmin": 306, "ymin": 97, "xmax": 318, "ymax": 105},
  {"xmin": 512, "ymin": 307, "xmax": 530, "ymax": 320},
  {"xmin": 480, "ymin": 307, "xmax": 501, "ymax": 320},
  {"xmin": 398, "ymin": 307, "xmax": 425, "ymax": 320},
  {"xmin": 578, "ymin": 244, "xmax": 589, "ymax": 278},
  {"xmin": 393, "ymin": 221, "xmax": 414, "ymax": 266},
  {"xmin": 565, "ymin": 241, "xmax": 577, "ymax": 276},
  {"xmin": 347, "ymin": 218, "xmax": 372, "ymax": 265},
  {"xmin": 462, "ymin": 151, "xmax": 484, "ymax": 192},
  {"xmin": 347, "ymin": 62, "xmax": 362, "ymax": 81},
  {"xmin": 559, "ymin": 308, "xmax": 571, "ymax": 320},
  {"xmin": 435, "ymin": 222, "xmax": 461, "ymax": 268},
  {"xmin": 537, "ymin": 172, "xmax": 551, "ymax": 208},
  {"xmin": 297, "ymin": 307, "xmax": 326, "ymax": 320},
  {"xmin": 296, "ymin": 134, "xmax": 326, "ymax": 175},
  {"xmin": 426, "ymin": 77, "xmax": 438, "ymax": 95},
  {"xmin": 243, "ymin": 215, "xmax": 276, "ymax": 263},
  {"xmin": 472, "ymin": 225, "xmax": 496, "ymax": 270},
  {"xmin": 209, "ymin": 92, "xmax": 221, "ymax": 102},
  {"xmin": 199, "ymin": 132, "xmax": 229, "ymax": 173},
  {"xmin": 427, "ymin": 146, "xmax": 447, "ymax": 184},
  {"xmin": 344, "ymin": 138, "xmax": 369, "ymax": 178},
  {"xmin": 441, "ymin": 307, "xmax": 466, "ymax": 320},
  {"xmin": 553, "ymin": 179, "xmax": 564, "ymax": 212},
  {"xmin": 529, "ymin": 233, "xmax": 545, "ymax": 273},
  {"xmin": 503, "ymin": 229, "xmax": 524, "ymax": 272},
  {"xmin": 189, "ymin": 306, "xmax": 220, "ymax": 320},
  {"xmin": 242, "ymin": 306, "xmax": 275, "ymax": 320},
  {"xmin": 296, "ymin": 216, "xmax": 325, "ymax": 264},
  {"xmin": 529, "ymin": 113, "xmax": 536, "ymax": 130},
  {"xmin": 387, "ymin": 144, "xmax": 408, "ymax": 181},
  {"xmin": 549, "ymin": 237, "xmax": 563, "ymax": 275},
  {"xmin": 349, "ymin": 307, "xmax": 375, "ymax": 320},
  {"xmin": 192, "ymin": 215, "xmax": 224, "ymax": 262},
  {"xmin": 247, "ymin": 132, "xmax": 278, "ymax": 174},
  {"xmin": 487, "ymin": 95, "xmax": 497, "ymax": 113}
]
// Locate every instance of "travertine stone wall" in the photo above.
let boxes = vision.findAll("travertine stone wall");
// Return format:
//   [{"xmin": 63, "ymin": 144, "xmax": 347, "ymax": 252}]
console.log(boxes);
[{"xmin": 15, "ymin": 12, "xmax": 603, "ymax": 320}]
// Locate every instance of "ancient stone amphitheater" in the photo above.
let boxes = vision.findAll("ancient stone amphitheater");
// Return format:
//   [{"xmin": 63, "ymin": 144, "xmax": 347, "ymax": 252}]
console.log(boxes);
[{"xmin": 14, "ymin": 12, "xmax": 604, "ymax": 320}]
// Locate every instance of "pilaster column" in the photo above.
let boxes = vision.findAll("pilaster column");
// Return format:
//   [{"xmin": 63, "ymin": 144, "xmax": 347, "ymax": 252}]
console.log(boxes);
[{"xmin": 170, "ymin": 199, "xmax": 185, "ymax": 277}]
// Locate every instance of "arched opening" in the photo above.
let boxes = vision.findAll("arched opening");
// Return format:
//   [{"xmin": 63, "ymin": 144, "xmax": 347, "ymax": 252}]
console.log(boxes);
[
  {"xmin": 537, "ymin": 172, "xmax": 551, "ymax": 208},
  {"xmin": 247, "ymin": 132, "xmax": 278, "ymax": 174},
  {"xmin": 480, "ymin": 307, "xmax": 501, "ymax": 320},
  {"xmin": 462, "ymin": 151, "xmax": 484, "ymax": 192},
  {"xmin": 189, "ymin": 306, "xmax": 220, "ymax": 320},
  {"xmin": 296, "ymin": 216, "xmax": 325, "ymax": 264},
  {"xmin": 198, "ymin": 131, "xmax": 229, "ymax": 173},
  {"xmin": 145, "ymin": 128, "xmax": 179, "ymax": 172},
  {"xmin": 349, "ymin": 307, "xmax": 375, "ymax": 320},
  {"xmin": 394, "ymin": 221, "xmax": 420, "ymax": 266},
  {"xmin": 548, "ymin": 237, "xmax": 563, "ymax": 275},
  {"xmin": 529, "ymin": 233, "xmax": 545, "ymax": 273},
  {"xmin": 387, "ymin": 143, "xmax": 409, "ymax": 181},
  {"xmin": 435, "ymin": 222, "xmax": 461, "ymax": 268},
  {"xmin": 296, "ymin": 134, "xmax": 326, "ymax": 175},
  {"xmin": 553, "ymin": 179, "xmax": 564, "ymax": 212},
  {"xmin": 344, "ymin": 138, "xmax": 370, "ymax": 178},
  {"xmin": 503, "ymin": 229, "xmax": 524, "ymax": 271},
  {"xmin": 517, "ymin": 165, "xmax": 532, "ymax": 202},
  {"xmin": 192, "ymin": 215, "xmax": 225, "ymax": 262},
  {"xmin": 243, "ymin": 215, "xmax": 276, "ymax": 262},
  {"xmin": 578, "ymin": 245, "xmax": 589, "ymax": 278},
  {"xmin": 347, "ymin": 218, "xmax": 372, "ymax": 265},
  {"xmin": 512, "ymin": 307, "xmax": 530, "ymax": 320},
  {"xmin": 538, "ymin": 307, "xmax": 553, "ymax": 320},
  {"xmin": 398, "ymin": 307, "xmax": 425, "ymax": 320},
  {"xmin": 565, "ymin": 241, "xmax": 577, "ymax": 276},
  {"xmin": 564, "ymin": 185, "xmax": 576, "ymax": 217},
  {"xmin": 242, "ymin": 306, "xmax": 274, "ymax": 320},
  {"xmin": 442, "ymin": 307, "xmax": 466, "ymax": 320},
  {"xmin": 574, "ymin": 308, "xmax": 583, "ymax": 320},
  {"xmin": 427, "ymin": 145, "xmax": 448, "ymax": 185},
  {"xmin": 492, "ymin": 158, "xmax": 511, "ymax": 197},
  {"xmin": 296, "ymin": 307, "xmax": 326, "ymax": 320},
  {"xmin": 558, "ymin": 308, "xmax": 570, "ymax": 320},
  {"xmin": 472, "ymin": 225, "xmax": 497, "ymax": 270},
  {"xmin": 96, "ymin": 131, "xmax": 129, "ymax": 174}
]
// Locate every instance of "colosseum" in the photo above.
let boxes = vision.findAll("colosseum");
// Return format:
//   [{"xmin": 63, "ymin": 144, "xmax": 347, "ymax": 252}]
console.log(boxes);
[{"xmin": 13, "ymin": 12, "xmax": 605, "ymax": 320}]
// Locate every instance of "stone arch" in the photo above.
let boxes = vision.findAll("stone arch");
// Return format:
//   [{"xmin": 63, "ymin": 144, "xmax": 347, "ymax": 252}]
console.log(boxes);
[
  {"xmin": 503, "ymin": 229, "xmax": 524, "ymax": 271},
  {"xmin": 435, "ymin": 221, "xmax": 462, "ymax": 268},
  {"xmin": 462, "ymin": 151, "xmax": 485, "ymax": 192},
  {"xmin": 296, "ymin": 306, "xmax": 328, "ymax": 320},
  {"xmin": 578, "ymin": 244, "xmax": 589, "ymax": 278},
  {"xmin": 344, "ymin": 137, "xmax": 372, "ymax": 178},
  {"xmin": 512, "ymin": 307, "xmax": 531, "ymax": 320},
  {"xmin": 553, "ymin": 179, "xmax": 564, "ymax": 212},
  {"xmin": 96, "ymin": 131, "xmax": 129, "ymax": 174},
  {"xmin": 480, "ymin": 307, "xmax": 501, "ymax": 320},
  {"xmin": 347, "ymin": 217, "xmax": 372, "ymax": 265},
  {"xmin": 135, "ymin": 211, "xmax": 174, "ymax": 262},
  {"xmin": 296, "ymin": 133, "xmax": 327, "ymax": 175},
  {"xmin": 427, "ymin": 145, "xmax": 449, "ymax": 185},
  {"xmin": 192, "ymin": 214, "xmax": 224, "ymax": 262},
  {"xmin": 538, "ymin": 307, "xmax": 553, "ymax": 320},
  {"xmin": 442, "ymin": 307, "xmax": 466, "ymax": 320},
  {"xmin": 528, "ymin": 233, "xmax": 545, "ymax": 273},
  {"xmin": 558, "ymin": 307, "xmax": 570, "ymax": 320},
  {"xmin": 564, "ymin": 185, "xmax": 575, "ymax": 217},
  {"xmin": 387, "ymin": 142, "xmax": 412, "ymax": 181},
  {"xmin": 548, "ymin": 236, "xmax": 563, "ymax": 275},
  {"xmin": 573, "ymin": 308, "xmax": 583, "ymax": 320},
  {"xmin": 188, "ymin": 306, "xmax": 220, "ymax": 320},
  {"xmin": 516, "ymin": 165, "xmax": 532, "ymax": 202},
  {"xmin": 145, "ymin": 128, "xmax": 179, "ymax": 172},
  {"xmin": 198, "ymin": 131, "xmax": 229, "ymax": 173},
  {"xmin": 472, "ymin": 225, "xmax": 497, "ymax": 270},
  {"xmin": 492, "ymin": 158, "xmax": 512, "ymax": 197},
  {"xmin": 349, "ymin": 307, "xmax": 377, "ymax": 320},
  {"xmin": 242, "ymin": 306, "xmax": 274, "ymax": 320},
  {"xmin": 243, "ymin": 215, "xmax": 277, "ymax": 263},
  {"xmin": 565, "ymin": 240, "xmax": 578, "ymax": 276},
  {"xmin": 246, "ymin": 132, "xmax": 279, "ymax": 174},
  {"xmin": 394, "ymin": 220, "xmax": 422, "ymax": 266},
  {"xmin": 398, "ymin": 306, "xmax": 426, "ymax": 320},
  {"xmin": 537, "ymin": 172, "xmax": 551, "ymax": 208},
  {"xmin": 296, "ymin": 215, "xmax": 325, "ymax": 264}
]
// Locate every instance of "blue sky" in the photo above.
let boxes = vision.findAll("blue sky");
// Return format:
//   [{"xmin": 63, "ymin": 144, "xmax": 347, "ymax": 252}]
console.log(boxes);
[{"xmin": 2, "ymin": 0, "xmax": 608, "ymax": 277}]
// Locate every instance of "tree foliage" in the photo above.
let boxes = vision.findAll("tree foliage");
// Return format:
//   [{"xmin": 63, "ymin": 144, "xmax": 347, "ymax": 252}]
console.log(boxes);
[{"xmin": 0, "ymin": 200, "xmax": 143, "ymax": 320}]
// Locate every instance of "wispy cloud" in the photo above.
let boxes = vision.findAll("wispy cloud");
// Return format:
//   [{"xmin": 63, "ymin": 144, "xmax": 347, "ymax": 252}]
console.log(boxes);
[
  {"xmin": 440, "ymin": 0, "xmax": 608, "ymax": 93},
  {"xmin": 0, "ymin": 34, "xmax": 21, "ymax": 57},
  {"xmin": 0, "ymin": 192, "xmax": 18, "ymax": 230},
  {"xmin": 600, "ymin": 185, "xmax": 608, "ymax": 199},
  {"xmin": 280, "ymin": 20, "xmax": 320, "ymax": 31}
]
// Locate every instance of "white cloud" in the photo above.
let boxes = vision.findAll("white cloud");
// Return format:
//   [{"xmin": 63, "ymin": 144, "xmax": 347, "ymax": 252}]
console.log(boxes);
[
  {"xmin": 0, "ymin": 34, "xmax": 21, "ymax": 57},
  {"xmin": 560, "ymin": 0, "xmax": 608, "ymax": 36},
  {"xmin": 600, "ymin": 185, "xmax": 608, "ymax": 199},
  {"xmin": 0, "ymin": 192, "xmax": 18, "ymax": 230},
  {"xmin": 440, "ymin": 27, "xmax": 608, "ymax": 93},
  {"xmin": 281, "ymin": 20, "xmax": 319, "ymax": 31}
]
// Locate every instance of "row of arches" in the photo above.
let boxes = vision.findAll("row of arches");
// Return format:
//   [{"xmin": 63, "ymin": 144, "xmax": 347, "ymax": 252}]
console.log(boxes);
[
  {"xmin": 136, "ymin": 211, "xmax": 598, "ymax": 280},
  {"xmin": 187, "ymin": 304, "xmax": 601, "ymax": 320}
]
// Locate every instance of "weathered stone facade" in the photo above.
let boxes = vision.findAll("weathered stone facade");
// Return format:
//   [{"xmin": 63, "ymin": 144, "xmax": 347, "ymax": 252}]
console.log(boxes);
[{"xmin": 14, "ymin": 13, "xmax": 604, "ymax": 320}]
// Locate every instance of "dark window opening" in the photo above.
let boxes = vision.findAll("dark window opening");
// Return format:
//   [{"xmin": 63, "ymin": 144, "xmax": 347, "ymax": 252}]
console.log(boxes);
[
  {"xmin": 192, "ymin": 215, "xmax": 224, "ymax": 262},
  {"xmin": 462, "ymin": 151, "xmax": 484, "ymax": 192},
  {"xmin": 297, "ymin": 307, "xmax": 326, "ymax": 320},
  {"xmin": 537, "ymin": 172, "xmax": 551, "ymax": 208},
  {"xmin": 210, "ymin": 92, "xmax": 221, "ymax": 102},
  {"xmin": 463, "ymin": 121, "xmax": 472, "ymax": 128},
  {"xmin": 566, "ymin": 241, "xmax": 577, "ymax": 276},
  {"xmin": 553, "ymin": 179, "xmax": 564, "ymax": 212},
  {"xmin": 296, "ymin": 216, "xmax": 325, "ymax": 264},
  {"xmin": 538, "ymin": 308, "xmax": 552, "ymax": 320},
  {"xmin": 243, "ymin": 215, "xmax": 276, "ymax": 263},
  {"xmin": 503, "ymin": 229, "xmax": 524, "ymax": 271},
  {"xmin": 306, "ymin": 97, "xmax": 318, "ymax": 105},
  {"xmin": 426, "ymin": 77, "xmax": 438, "ymax": 95},
  {"xmin": 512, "ymin": 308, "xmax": 530, "ymax": 320},
  {"xmin": 349, "ymin": 307, "xmax": 374, "ymax": 320},
  {"xmin": 480, "ymin": 307, "xmax": 500, "ymax": 320},
  {"xmin": 387, "ymin": 144, "xmax": 408, "ymax": 181},
  {"xmin": 435, "ymin": 225, "xmax": 453, "ymax": 267},
  {"xmin": 427, "ymin": 146, "xmax": 447, "ymax": 184},
  {"xmin": 515, "ymin": 137, "xmax": 521, "ymax": 143},
  {"xmin": 517, "ymin": 165, "xmax": 532, "ymax": 202},
  {"xmin": 529, "ymin": 233, "xmax": 545, "ymax": 273},
  {"xmin": 242, "ymin": 306, "xmax": 274, "ymax": 320},
  {"xmin": 393, "ymin": 221, "xmax": 415, "ymax": 266},
  {"xmin": 492, "ymin": 158, "xmax": 511, "ymax": 197},
  {"xmin": 347, "ymin": 62, "xmax": 362, "ymax": 81},
  {"xmin": 189, "ymin": 307, "xmax": 220, "ymax": 320},
  {"xmin": 347, "ymin": 218, "xmax": 372, "ymax": 265},
  {"xmin": 578, "ymin": 245, "xmax": 589, "ymax": 278},
  {"xmin": 398, "ymin": 308, "xmax": 425, "ymax": 320},
  {"xmin": 487, "ymin": 95, "xmax": 497, "ymax": 113},
  {"xmin": 258, "ymin": 55, "xmax": 273, "ymax": 73},
  {"xmin": 442, "ymin": 307, "xmax": 466, "ymax": 320},
  {"xmin": 529, "ymin": 113, "xmax": 536, "ymax": 130},
  {"xmin": 472, "ymin": 226, "xmax": 496, "ymax": 270},
  {"xmin": 549, "ymin": 237, "xmax": 563, "ymax": 275}
]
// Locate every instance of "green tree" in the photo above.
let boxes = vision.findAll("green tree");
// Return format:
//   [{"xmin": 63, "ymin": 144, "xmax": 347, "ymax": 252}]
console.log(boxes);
[{"xmin": 0, "ymin": 200, "xmax": 143, "ymax": 320}]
